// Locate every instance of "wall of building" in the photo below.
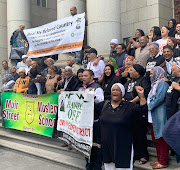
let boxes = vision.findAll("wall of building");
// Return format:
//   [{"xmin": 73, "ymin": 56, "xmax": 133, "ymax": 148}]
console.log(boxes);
[
  {"xmin": 31, "ymin": 0, "xmax": 57, "ymax": 28},
  {"xmin": 120, "ymin": 0, "xmax": 173, "ymax": 41}
]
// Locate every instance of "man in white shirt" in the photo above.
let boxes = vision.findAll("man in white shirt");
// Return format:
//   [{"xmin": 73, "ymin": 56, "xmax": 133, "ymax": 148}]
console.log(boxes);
[
  {"xmin": 16, "ymin": 55, "xmax": 28, "ymax": 69},
  {"xmin": 86, "ymin": 48, "xmax": 105, "ymax": 81}
]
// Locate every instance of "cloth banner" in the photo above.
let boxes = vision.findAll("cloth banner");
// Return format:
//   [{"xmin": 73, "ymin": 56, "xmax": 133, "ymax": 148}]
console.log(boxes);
[
  {"xmin": 9, "ymin": 31, "xmax": 29, "ymax": 60},
  {"xmin": 24, "ymin": 13, "xmax": 85, "ymax": 58},
  {"xmin": 1, "ymin": 92, "xmax": 58, "ymax": 137},
  {"xmin": 57, "ymin": 91, "xmax": 94, "ymax": 158}
]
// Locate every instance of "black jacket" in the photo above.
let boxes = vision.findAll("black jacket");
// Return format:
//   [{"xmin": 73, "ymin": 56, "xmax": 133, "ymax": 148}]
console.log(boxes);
[{"xmin": 58, "ymin": 76, "xmax": 82, "ymax": 91}]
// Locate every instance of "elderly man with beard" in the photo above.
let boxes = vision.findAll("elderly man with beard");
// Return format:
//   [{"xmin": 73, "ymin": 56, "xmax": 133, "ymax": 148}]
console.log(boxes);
[
  {"xmin": 110, "ymin": 39, "xmax": 119, "ymax": 58},
  {"xmin": 146, "ymin": 42, "xmax": 165, "ymax": 83},
  {"xmin": 135, "ymin": 36, "xmax": 150, "ymax": 68}
]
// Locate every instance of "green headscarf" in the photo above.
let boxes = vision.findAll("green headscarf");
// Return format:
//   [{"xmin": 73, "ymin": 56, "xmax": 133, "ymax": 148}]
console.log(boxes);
[{"xmin": 108, "ymin": 57, "xmax": 117, "ymax": 71}]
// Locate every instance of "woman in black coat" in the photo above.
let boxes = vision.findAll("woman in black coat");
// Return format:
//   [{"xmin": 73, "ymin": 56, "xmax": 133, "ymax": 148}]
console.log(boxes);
[
  {"xmin": 101, "ymin": 65, "xmax": 124, "ymax": 100},
  {"xmin": 124, "ymin": 64, "xmax": 150, "ymax": 165},
  {"xmin": 95, "ymin": 83, "xmax": 147, "ymax": 169}
]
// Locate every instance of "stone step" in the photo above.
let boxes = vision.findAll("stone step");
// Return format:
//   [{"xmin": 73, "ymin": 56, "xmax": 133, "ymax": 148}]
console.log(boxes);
[
  {"xmin": 0, "ymin": 120, "xmax": 179, "ymax": 169},
  {"xmin": 0, "ymin": 137, "xmax": 85, "ymax": 170}
]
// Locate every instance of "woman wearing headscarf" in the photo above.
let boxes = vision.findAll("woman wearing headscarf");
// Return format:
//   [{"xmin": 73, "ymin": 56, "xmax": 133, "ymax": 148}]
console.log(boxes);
[
  {"xmin": 168, "ymin": 19, "xmax": 176, "ymax": 37},
  {"xmin": 127, "ymin": 29, "xmax": 145, "ymax": 57},
  {"xmin": 108, "ymin": 57, "xmax": 118, "ymax": 71},
  {"xmin": 0, "ymin": 74, "xmax": 15, "ymax": 92},
  {"xmin": 101, "ymin": 65, "xmax": 124, "ymax": 100},
  {"xmin": 124, "ymin": 64, "xmax": 150, "ymax": 165},
  {"xmin": 77, "ymin": 68, "xmax": 84, "ymax": 83},
  {"xmin": 147, "ymin": 66, "xmax": 169, "ymax": 169},
  {"xmin": 95, "ymin": 83, "xmax": 147, "ymax": 170},
  {"xmin": 148, "ymin": 26, "xmax": 161, "ymax": 44}
]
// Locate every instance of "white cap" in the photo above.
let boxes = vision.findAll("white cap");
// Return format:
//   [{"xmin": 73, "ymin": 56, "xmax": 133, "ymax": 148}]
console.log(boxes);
[
  {"xmin": 22, "ymin": 55, "xmax": 28, "ymax": 59},
  {"xmin": 110, "ymin": 39, "xmax": 119, "ymax": 44},
  {"xmin": 65, "ymin": 66, "xmax": 72, "ymax": 71},
  {"xmin": 111, "ymin": 83, "xmax": 125, "ymax": 97}
]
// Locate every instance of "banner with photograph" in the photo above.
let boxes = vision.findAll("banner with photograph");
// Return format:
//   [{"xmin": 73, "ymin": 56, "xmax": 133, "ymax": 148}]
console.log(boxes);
[
  {"xmin": 57, "ymin": 91, "xmax": 94, "ymax": 158},
  {"xmin": 24, "ymin": 13, "xmax": 85, "ymax": 58},
  {"xmin": 1, "ymin": 92, "xmax": 58, "ymax": 137}
]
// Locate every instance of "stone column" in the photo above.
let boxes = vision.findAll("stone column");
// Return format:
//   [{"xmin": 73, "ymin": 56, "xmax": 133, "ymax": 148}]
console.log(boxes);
[
  {"xmin": 56, "ymin": 0, "xmax": 86, "ymax": 67},
  {"xmin": 7, "ymin": 0, "xmax": 31, "ymax": 61},
  {"xmin": 87, "ymin": 0, "xmax": 121, "ymax": 61}
]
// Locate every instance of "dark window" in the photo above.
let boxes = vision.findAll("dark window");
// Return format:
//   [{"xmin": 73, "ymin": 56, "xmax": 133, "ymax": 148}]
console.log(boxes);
[
  {"xmin": 37, "ymin": 0, "xmax": 47, "ymax": 8},
  {"xmin": 37, "ymin": 0, "xmax": 40, "ymax": 6},
  {"xmin": 42, "ymin": 0, "xmax": 46, "ymax": 7}
]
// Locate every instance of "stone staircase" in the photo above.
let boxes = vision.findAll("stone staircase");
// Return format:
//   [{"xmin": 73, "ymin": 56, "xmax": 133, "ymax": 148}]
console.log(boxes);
[{"xmin": 0, "ymin": 117, "xmax": 179, "ymax": 170}]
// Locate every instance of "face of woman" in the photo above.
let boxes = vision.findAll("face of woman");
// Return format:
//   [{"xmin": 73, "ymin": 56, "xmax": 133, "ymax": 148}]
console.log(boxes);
[
  {"xmin": 104, "ymin": 66, "xmax": 111, "ymax": 77},
  {"xmin": 19, "ymin": 72, "xmax": 25, "ymax": 78},
  {"xmin": 111, "ymin": 85, "xmax": 122, "ymax": 102},
  {"xmin": 150, "ymin": 70, "xmax": 153, "ymax": 80},
  {"xmin": 176, "ymin": 24, "xmax": 180, "ymax": 34},
  {"xmin": 128, "ymin": 67, "xmax": 140, "ymax": 79},
  {"xmin": 126, "ymin": 59, "xmax": 133, "ymax": 68},
  {"xmin": 167, "ymin": 38, "xmax": 174, "ymax": 48},
  {"xmin": 48, "ymin": 68, "xmax": 54, "ymax": 75},
  {"xmin": 135, "ymin": 30, "xmax": 141, "ymax": 38},
  {"xmin": 168, "ymin": 21, "xmax": 174, "ymax": 28},
  {"xmin": 161, "ymin": 26, "xmax": 169, "ymax": 37},
  {"xmin": 108, "ymin": 60, "xmax": 114, "ymax": 66},
  {"xmin": 78, "ymin": 72, "xmax": 83, "ymax": 81}
]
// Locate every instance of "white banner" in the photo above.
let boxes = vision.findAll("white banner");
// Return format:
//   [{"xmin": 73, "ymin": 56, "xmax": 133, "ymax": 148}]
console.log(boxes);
[
  {"xmin": 24, "ymin": 13, "xmax": 85, "ymax": 58},
  {"xmin": 57, "ymin": 90, "xmax": 94, "ymax": 158}
]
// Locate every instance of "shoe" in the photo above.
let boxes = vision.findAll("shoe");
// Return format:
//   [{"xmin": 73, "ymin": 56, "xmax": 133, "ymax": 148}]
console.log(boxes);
[
  {"xmin": 150, "ymin": 161, "xmax": 158, "ymax": 166},
  {"xmin": 137, "ymin": 158, "xmax": 148, "ymax": 165},
  {"xmin": 60, "ymin": 143, "xmax": 68, "ymax": 147},
  {"xmin": 152, "ymin": 163, "xmax": 167, "ymax": 169}
]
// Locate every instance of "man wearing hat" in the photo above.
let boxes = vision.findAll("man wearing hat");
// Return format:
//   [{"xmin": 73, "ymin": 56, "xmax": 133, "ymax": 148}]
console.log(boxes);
[
  {"xmin": 110, "ymin": 39, "xmax": 119, "ymax": 58},
  {"xmin": 16, "ymin": 55, "xmax": 28, "ymax": 70},
  {"xmin": 86, "ymin": 48, "xmax": 105, "ymax": 81},
  {"xmin": 146, "ymin": 42, "xmax": 165, "ymax": 82}
]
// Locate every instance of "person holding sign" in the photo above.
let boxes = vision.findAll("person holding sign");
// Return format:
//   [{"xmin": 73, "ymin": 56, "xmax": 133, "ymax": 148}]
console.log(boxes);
[
  {"xmin": 81, "ymin": 70, "xmax": 104, "ymax": 170},
  {"xmin": 95, "ymin": 83, "xmax": 147, "ymax": 170}
]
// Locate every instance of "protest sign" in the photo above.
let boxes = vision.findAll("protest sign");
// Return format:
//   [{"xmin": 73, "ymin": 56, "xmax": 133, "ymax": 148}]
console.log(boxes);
[
  {"xmin": 9, "ymin": 31, "xmax": 29, "ymax": 60},
  {"xmin": 1, "ymin": 92, "xmax": 58, "ymax": 137},
  {"xmin": 24, "ymin": 13, "xmax": 85, "ymax": 58},
  {"xmin": 57, "ymin": 91, "xmax": 94, "ymax": 158}
]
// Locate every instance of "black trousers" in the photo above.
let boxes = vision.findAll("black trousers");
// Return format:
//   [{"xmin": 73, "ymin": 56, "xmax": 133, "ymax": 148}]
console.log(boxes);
[
  {"xmin": 85, "ymin": 121, "xmax": 102, "ymax": 170},
  {"xmin": 133, "ymin": 118, "xmax": 149, "ymax": 160}
]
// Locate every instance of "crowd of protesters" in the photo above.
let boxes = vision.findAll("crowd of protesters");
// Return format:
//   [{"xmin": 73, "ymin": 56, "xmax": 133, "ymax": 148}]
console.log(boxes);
[{"xmin": 1, "ymin": 6, "xmax": 180, "ymax": 170}]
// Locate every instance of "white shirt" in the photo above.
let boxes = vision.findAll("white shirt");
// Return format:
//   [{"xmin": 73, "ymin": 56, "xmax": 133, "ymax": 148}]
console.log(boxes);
[
  {"xmin": 25, "ymin": 66, "xmax": 32, "ymax": 75},
  {"xmin": 16, "ymin": 61, "xmax": 27, "ymax": 69},
  {"xmin": 94, "ymin": 88, "xmax": 104, "ymax": 103},
  {"xmin": 156, "ymin": 38, "xmax": 168, "ymax": 55},
  {"xmin": 147, "ymin": 96, "xmax": 152, "ymax": 123},
  {"xmin": 87, "ymin": 60, "xmax": 105, "ymax": 79},
  {"xmin": 175, "ymin": 34, "xmax": 180, "ymax": 39}
]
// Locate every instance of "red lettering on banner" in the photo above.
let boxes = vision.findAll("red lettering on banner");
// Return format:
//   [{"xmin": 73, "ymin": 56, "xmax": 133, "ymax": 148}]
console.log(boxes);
[
  {"xmin": 5, "ymin": 99, "xmax": 19, "ymax": 110},
  {"xmin": 38, "ymin": 114, "xmax": 55, "ymax": 127},
  {"xmin": 37, "ymin": 101, "xmax": 58, "ymax": 114},
  {"xmin": 3, "ymin": 110, "xmax": 19, "ymax": 121},
  {"xmin": 59, "ymin": 119, "xmax": 91, "ymax": 137}
]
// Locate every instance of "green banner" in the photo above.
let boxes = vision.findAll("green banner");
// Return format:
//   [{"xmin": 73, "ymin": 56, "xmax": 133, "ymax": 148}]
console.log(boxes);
[{"xmin": 1, "ymin": 92, "xmax": 58, "ymax": 137}]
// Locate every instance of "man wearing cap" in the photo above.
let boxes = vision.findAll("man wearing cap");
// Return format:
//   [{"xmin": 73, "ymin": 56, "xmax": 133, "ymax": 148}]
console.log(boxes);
[
  {"xmin": 110, "ymin": 39, "xmax": 119, "ymax": 58},
  {"xmin": 135, "ymin": 36, "xmax": 150, "ymax": 68},
  {"xmin": 57, "ymin": 66, "xmax": 82, "ymax": 93},
  {"xmin": 146, "ymin": 42, "xmax": 165, "ymax": 82},
  {"xmin": 16, "ymin": 55, "xmax": 28, "ymax": 70},
  {"xmin": 86, "ymin": 48, "xmax": 105, "ymax": 81},
  {"xmin": 163, "ymin": 45, "xmax": 174, "ymax": 82}
]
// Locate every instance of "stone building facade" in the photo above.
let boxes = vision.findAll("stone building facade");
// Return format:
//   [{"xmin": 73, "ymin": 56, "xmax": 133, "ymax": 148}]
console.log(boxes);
[{"xmin": 0, "ymin": 0, "xmax": 178, "ymax": 66}]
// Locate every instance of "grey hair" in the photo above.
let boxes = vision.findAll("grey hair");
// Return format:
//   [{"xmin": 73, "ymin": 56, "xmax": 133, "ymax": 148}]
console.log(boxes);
[
  {"xmin": 46, "ymin": 58, "xmax": 55, "ymax": 64},
  {"xmin": 26, "ymin": 58, "xmax": 32, "ymax": 62}
]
